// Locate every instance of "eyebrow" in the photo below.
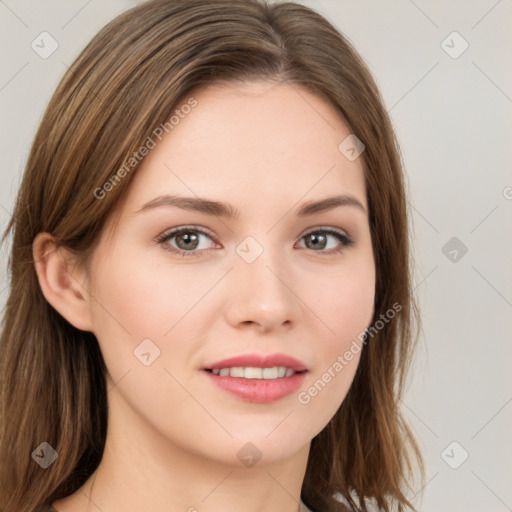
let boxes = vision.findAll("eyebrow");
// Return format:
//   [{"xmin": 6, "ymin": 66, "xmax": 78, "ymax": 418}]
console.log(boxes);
[{"xmin": 135, "ymin": 193, "xmax": 367, "ymax": 218}]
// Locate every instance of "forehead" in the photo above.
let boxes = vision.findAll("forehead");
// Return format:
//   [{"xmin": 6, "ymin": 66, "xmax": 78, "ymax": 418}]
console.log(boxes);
[{"xmin": 122, "ymin": 80, "xmax": 368, "ymax": 217}]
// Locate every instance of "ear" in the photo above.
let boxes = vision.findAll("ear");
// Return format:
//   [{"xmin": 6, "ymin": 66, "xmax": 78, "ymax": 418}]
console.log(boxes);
[{"xmin": 32, "ymin": 232, "xmax": 94, "ymax": 332}]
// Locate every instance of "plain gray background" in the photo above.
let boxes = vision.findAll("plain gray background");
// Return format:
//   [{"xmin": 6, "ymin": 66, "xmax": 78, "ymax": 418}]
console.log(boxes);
[{"xmin": 1, "ymin": 1, "xmax": 511, "ymax": 511}]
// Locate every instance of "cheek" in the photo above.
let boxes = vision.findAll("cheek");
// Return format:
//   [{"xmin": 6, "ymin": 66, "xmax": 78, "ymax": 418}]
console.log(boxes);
[
  {"xmin": 294, "ymin": 257, "xmax": 374, "ymax": 426},
  {"xmin": 86, "ymin": 246, "xmax": 226, "ymax": 387},
  {"xmin": 303, "ymin": 256, "xmax": 376, "ymax": 346},
  {"xmin": 90, "ymin": 247, "xmax": 216, "ymax": 338}
]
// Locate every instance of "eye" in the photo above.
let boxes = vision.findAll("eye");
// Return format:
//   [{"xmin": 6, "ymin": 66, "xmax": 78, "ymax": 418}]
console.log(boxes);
[
  {"xmin": 296, "ymin": 228, "xmax": 354, "ymax": 254},
  {"xmin": 156, "ymin": 226, "xmax": 218, "ymax": 256},
  {"xmin": 156, "ymin": 225, "xmax": 354, "ymax": 257}
]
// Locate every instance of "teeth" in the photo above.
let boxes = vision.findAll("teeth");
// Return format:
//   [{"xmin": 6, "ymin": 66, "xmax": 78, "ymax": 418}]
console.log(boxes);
[
  {"xmin": 230, "ymin": 367, "xmax": 245, "ymax": 378},
  {"xmin": 210, "ymin": 366, "xmax": 297, "ymax": 379},
  {"xmin": 245, "ymin": 367, "xmax": 262, "ymax": 379},
  {"xmin": 262, "ymin": 367, "xmax": 278, "ymax": 379}
]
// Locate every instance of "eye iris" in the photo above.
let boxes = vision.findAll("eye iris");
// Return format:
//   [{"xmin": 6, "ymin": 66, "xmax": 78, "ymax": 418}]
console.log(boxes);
[
  {"xmin": 176, "ymin": 231, "xmax": 199, "ymax": 250},
  {"xmin": 305, "ymin": 233, "xmax": 327, "ymax": 250}
]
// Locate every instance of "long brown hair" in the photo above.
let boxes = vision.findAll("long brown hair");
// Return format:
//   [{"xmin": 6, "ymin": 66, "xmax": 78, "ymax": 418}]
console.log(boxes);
[{"xmin": 0, "ymin": 1, "xmax": 423, "ymax": 511}]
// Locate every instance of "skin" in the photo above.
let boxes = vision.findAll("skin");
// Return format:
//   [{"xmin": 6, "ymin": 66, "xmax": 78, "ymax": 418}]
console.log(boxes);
[{"xmin": 34, "ymin": 80, "xmax": 375, "ymax": 512}]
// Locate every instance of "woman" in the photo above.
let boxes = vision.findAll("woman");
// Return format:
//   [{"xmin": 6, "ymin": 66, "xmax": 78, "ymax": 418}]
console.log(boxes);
[{"xmin": 0, "ymin": 1, "xmax": 423, "ymax": 511}]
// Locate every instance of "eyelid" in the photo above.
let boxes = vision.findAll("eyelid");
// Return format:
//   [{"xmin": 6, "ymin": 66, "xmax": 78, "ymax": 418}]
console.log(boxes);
[
  {"xmin": 158, "ymin": 224, "xmax": 352, "ymax": 241},
  {"xmin": 300, "ymin": 225, "xmax": 351, "ymax": 239},
  {"xmin": 158, "ymin": 224, "xmax": 218, "ymax": 241}
]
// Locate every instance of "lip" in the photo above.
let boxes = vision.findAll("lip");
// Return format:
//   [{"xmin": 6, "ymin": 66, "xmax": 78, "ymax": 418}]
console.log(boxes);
[
  {"xmin": 202, "ymin": 352, "xmax": 308, "ymax": 403},
  {"xmin": 204, "ymin": 353, "xmax": 307, "ymax": 372},
  {"xmin": 203, "ymin": 370, "xmax": 307, "ymax": 403}
]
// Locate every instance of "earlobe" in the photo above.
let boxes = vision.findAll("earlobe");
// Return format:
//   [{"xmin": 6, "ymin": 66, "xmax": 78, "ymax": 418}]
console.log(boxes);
[{"xmin": 32, "ymin": 232, "xmax": 94, "ymax": 332}]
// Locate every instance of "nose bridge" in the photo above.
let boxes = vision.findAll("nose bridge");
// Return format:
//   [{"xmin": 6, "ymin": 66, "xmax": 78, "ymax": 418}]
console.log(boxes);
[
  {"xmin": 226, "ymin": 233, "xmax": 300, "ymax": 330},
  {"xmin": 236, "ymin": 234, "xmax": 289, "ymax": 297}
]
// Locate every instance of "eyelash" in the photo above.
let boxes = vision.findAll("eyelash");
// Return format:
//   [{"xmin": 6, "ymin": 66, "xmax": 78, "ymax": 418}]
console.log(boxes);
[{"xmin": 156, "ymin": 225, "xmax": 355, "ymax": 258}]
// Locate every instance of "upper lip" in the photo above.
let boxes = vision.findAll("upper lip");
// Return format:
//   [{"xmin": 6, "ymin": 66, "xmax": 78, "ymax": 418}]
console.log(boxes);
[{"xmin": 204, "ymin": 353, "xmax": 307, "ymax": 372}]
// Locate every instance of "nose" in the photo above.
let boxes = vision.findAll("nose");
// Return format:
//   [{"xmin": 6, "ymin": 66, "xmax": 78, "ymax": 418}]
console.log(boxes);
[{"xmin": 223, "ymin": 247, "xmax": 302, "ymax": 334}]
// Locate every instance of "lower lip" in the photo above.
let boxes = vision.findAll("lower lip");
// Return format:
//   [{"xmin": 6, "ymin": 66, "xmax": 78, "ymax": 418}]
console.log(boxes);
[{"xmin": 203, "ymin": 370, "xmax": 307, "ymax": 403}]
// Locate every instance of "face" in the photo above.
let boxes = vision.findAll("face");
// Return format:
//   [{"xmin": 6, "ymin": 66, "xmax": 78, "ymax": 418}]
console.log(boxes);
[{"xmin": 83, "ymin": 80, "xmax": 375, "ymax": 466}]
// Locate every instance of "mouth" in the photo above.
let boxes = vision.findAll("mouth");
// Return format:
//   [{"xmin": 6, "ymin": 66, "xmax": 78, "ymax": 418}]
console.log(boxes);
[
  {"xmin": 204, "ymin": 366, "xmax": 305, "ymax": 379},
  {"xmin": 202, "ymin": 353, "xmax": 308, "ymax": 403}
]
